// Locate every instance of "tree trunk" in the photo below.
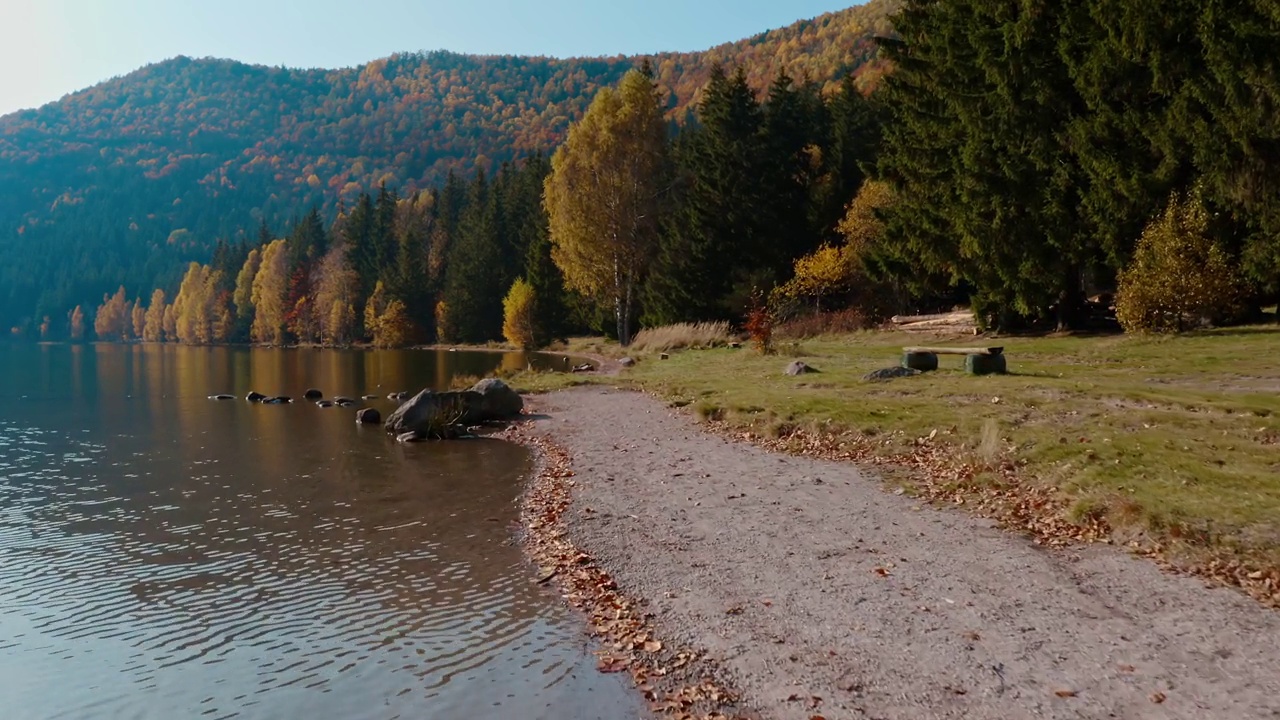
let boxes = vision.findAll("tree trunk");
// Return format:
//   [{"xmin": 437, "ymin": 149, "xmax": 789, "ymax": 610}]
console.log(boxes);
[{"xmin": 1055, "ymin": 266, "xmax": 1083, "ymax": 332}]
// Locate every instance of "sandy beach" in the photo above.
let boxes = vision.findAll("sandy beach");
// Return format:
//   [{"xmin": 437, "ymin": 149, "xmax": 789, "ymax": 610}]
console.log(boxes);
[{"xmin": 513, "ymin": 386, "xmax": 1280, "ymax": 720}]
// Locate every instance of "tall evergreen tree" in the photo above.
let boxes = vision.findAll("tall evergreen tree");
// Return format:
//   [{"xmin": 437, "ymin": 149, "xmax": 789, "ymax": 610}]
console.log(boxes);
[{"xmin": 644, "ymin": 65, "xmax": 764, "ymax": 325}]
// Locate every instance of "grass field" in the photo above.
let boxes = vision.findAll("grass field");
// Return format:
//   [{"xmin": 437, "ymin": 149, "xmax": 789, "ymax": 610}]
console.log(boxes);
[{"xmin": 517, "ymin": 326, "xmax": 1280, "ymax": 584}]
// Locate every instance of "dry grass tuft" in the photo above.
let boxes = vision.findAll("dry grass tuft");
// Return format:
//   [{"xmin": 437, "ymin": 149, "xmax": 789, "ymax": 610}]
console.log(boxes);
[
  {"xmin": 630, "ymin": 322, "xmax": 734, "ymax": 354},
  {"xmin": 978, "ymin": 418, "xmax": 1001, "ymax": 469}
]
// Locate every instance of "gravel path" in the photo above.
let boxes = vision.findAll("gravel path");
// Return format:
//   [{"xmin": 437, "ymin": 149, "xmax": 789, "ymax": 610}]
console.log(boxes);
[{"xmin": 530, "ymin": 387, "xmax": 1280, "ymax": 720}]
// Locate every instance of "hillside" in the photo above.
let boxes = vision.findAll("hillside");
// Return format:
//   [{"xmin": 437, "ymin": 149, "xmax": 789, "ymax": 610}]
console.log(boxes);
[{"xmin": 0, "ymin": 1, "xmax": 896, "ymax": 330}]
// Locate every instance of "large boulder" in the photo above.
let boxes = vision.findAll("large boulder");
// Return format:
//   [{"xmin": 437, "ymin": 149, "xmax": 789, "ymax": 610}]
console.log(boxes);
[
  {"xmin": 384, "ymin": 380, "xmax": 523, "ymax": 439},
  {"xmin": 384, "ymin": 390, "xmax": 483, "ymax": 436},
  {"xmin": 468, "ymin": 378, "xmax": 524, "ymax": 419}
]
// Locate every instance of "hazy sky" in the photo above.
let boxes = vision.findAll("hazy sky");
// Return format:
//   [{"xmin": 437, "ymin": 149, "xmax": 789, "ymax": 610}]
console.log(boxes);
[{"xmin": 0, "ymin": 0, "xmax": 860, "ymax": 116}]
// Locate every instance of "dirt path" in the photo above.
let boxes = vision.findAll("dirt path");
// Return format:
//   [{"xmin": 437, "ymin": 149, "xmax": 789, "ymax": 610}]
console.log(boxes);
[{"xmin": 527, "ymin": 387, "xmax": 1280, "ymax": 720}]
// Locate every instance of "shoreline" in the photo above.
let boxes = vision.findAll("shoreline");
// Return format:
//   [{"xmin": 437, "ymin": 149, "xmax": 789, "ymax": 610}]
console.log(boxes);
[
  {"xmin": 506, "ymin": 385, "xmax": 1280, "ymax": 720},
  {"xmin": 504, "ymin": 409, "xmax": 747, "ymax": 720}
]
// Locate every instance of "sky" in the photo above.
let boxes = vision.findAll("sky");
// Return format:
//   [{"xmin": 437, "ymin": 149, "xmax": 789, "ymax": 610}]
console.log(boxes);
[{"xmin": 0, "ymin": 0, "xmax": 861, "ymax": 116}]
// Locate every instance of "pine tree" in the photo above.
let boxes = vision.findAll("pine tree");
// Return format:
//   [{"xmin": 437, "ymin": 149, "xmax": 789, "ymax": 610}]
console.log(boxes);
[
  {"xmin": 440, "ymin": 169, "xmax": 506, "ymax": 343},
  {"xmin": 644, "ymin": 66, "xmax": 759, "ymax": 325}
]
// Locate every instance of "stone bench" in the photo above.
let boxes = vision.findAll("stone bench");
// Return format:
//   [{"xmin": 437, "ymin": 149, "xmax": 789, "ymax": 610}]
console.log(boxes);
[{"xmin": 901, "ymin": 346, "xmax": 1007, "ymax": 375}]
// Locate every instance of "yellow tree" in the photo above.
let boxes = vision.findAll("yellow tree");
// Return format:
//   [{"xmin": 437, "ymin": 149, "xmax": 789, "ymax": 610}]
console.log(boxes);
[
  {"xmin": 502, "ymin": 278, "xmax": 537, "ymax": 349},
  {"xmin": 544, "ymin": 69, "xmax": 667, "ymax": 346},
  {"xmin": 250, "ymin": 239, "xmax": 289, "ymax": 344},
  {"xmin": 68, "ymin": 305, "xmax": 86, "ymax": 341},
  {"xmin": 363, "ymin": 280, "xmax": 389, "ymax": 342},
  {"xmin": 143, "ymin": 289, "xmax": 167, "ymax": 342},
  {"xmin": 162, "ymin": 303, "xmax": 177, "ymax": 341},
  {"xmin": 94, "ymin": 286, "xmax": 130, "ymax": 341},
  {"xmin": 372, "ymin": 299, "xmax": 412, "ymax": 348},
  {"xmin": 233, "ymin": 247, "xmax": 262, "ymax": 330},
  {"xmin": 1116, "ymin": 191, "xmax": 1244, "ymax": 333},
  {"xmin": 131, "ymin": 299, "xmax": 146, "ymax": 340},
  {"xmin": 173, "ymin": 263, "xmax": 217, "ymax": 344},
  {"xmin": 315, "ymin": 242, "xmax": 359, "ymax": 345}
]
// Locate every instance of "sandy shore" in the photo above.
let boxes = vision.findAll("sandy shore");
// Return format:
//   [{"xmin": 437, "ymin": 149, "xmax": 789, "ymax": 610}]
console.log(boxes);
[{"xmin": 513, "ymin": 386, "xmax": 1280, "ymax": 720}]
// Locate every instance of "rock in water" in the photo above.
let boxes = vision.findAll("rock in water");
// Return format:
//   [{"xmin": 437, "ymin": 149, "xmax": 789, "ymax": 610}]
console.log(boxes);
[
  {"xmin": 315, "ymin": 400, "xmax": 335, "ymax": 408},
  {"xmin": 864, "ymin": 367, "xmax": 922, "ymax": 382},
  {"xmin": 303, "ymin": 388, "xmax": 323, "ymax": 400},
  {"xmin": 356, "ymin": 407, "xmax": 382, "ymax": 425},
  {"xmin": 362, "ymin": 395, "xmax": 379, "ymax": 400},
  {"xmin": 397, "ymin": 431, "xmax": 425, "ymax": 443},
  {"xmin": 246, "ymin": 391, "xmax": 267, "ymax": 403},
  {"xmin": 469, "ymin": 378, "xmax": 524, "ymax": 419},
  {"xmin": 785, "ymin": 361, "xmax": 818, "ymax": 376},
  {"xmin": 384, "ymin": 390, "xmax": 481, "ymax": 436},
  {"xmin": 208, "ymin": 394, "xmax": 235, "ymax": 400},
  {"xmin": 262, "ymin": 396, "xmax": 292, "ymax": 404}
]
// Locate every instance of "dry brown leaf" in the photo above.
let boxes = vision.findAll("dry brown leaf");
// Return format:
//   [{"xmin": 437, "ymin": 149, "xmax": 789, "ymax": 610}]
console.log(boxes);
[
  {"xmin": 1150, "ymin": 691, "xmax": 1167, "ymax": 704},
  {"xmin": 1054, "ymin": 688, "xmax": 1078, "ymax": 698}
]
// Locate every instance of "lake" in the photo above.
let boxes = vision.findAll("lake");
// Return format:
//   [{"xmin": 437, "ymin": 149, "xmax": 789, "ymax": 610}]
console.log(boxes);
[{"xmin": 0, "ymin": 343, "xmax": 640, "ymax": 720}]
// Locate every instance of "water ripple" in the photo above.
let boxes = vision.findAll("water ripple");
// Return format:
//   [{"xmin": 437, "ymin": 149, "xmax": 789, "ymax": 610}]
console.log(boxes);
[{"xmin": 0, "ymin": 407, "xmax": 635, "ymax": 720}]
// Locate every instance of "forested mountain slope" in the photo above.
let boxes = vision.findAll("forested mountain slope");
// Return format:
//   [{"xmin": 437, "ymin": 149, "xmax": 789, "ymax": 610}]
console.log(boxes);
[{"xmin": 0, "ymin": 1, "xmax": 896, "ymax": 330}]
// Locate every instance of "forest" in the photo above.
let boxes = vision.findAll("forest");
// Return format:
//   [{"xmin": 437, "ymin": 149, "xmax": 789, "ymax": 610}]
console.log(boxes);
[
  {"xmin": 0, "ymin": 1, "xmax": 894, "ymax": 336},
  {"xmin": 9, "ymin": 0, "xmax": 1280, "ymax": 344}
]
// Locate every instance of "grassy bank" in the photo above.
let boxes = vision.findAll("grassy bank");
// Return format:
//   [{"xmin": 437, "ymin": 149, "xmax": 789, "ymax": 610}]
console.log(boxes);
[{"xmin": 519, "ymin": 327, "xmax": 1280, "ymax": 592}]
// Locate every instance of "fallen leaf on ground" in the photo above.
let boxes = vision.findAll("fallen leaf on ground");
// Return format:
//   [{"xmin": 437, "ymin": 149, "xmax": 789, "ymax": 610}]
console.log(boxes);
[
  {"xmin": 1054, "ymin": 688, "xmax": 1078, "ymax": 698},
  {"xmin": 1150, "ymin": 691, "xmax": 1167, "ymax": 704},
  {"xmin": 598, "ymin": 657, "xmax": 628, "ymax": 673}
]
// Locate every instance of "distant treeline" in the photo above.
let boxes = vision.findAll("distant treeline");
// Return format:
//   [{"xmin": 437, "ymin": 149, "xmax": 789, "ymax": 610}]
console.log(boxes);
[{"xmin": 76, "ymin": 66, "xmax": 880, "ymax": 347}]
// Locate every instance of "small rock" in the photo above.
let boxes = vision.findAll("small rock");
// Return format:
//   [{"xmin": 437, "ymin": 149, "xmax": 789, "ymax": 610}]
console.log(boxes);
[
  {"xmin": 357, "ymin": 408, "xmax": 382, "ymax": 425},
  {"xmin": 397, "ymin": 431, "xmax": 425, "ymax": 443},
  {"xmin": 619, "ymin": 357, "xmax": 636, "ymax": 367},
  {"xmin": 207, "ymin": 394, "xmax": 235, "ymax": 401},
  {"xmin": 362, "ymin": 394, "xmax": 379, "ymax": 400},
  {"xmin": 660, "ymin": 353, "xmax": 670, "ymax": 360},
  {"xmin": 864, "ymin": 367, "xmax": 922, "ymax": 382},
  {"xmin": 785, "ymin": 361, "xmax": 818, "ymax": 376},
  {"xmin": 315, "ymin": 400, "xmax": 335, "ymax": 408},
  {"xmin": 303, "ymin": 388, "xmax": 323, "ymax": 400},
  {"xmin": 246, "ymin": 391, "xmax": 267, "ymax": 403}
]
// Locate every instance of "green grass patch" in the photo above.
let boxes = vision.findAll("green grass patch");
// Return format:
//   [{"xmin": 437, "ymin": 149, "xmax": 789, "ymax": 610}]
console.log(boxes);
[{"xmin": 621, "ymin": 326, "xmax": 1280, "ymax": 568}]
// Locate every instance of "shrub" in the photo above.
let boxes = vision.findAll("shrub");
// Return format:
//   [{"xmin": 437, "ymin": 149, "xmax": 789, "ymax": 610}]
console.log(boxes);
[
  {"xmin": 630, "ymin": 321, "xmax": 732, "ymax": 353},
  {"xmin": 775, "ymin": 308, "xmax": 869, "ymax": 339},
  {"xmin": 744, "ymin": 288, "xmax": 774, "ymax": 355},
  {"xmin": 502, "ymin": 278, "xmax": 538, "ymax": 349},
  {"xmin": 1116, "ymin": 191, "xmax": 1245, "ymax": 333}
]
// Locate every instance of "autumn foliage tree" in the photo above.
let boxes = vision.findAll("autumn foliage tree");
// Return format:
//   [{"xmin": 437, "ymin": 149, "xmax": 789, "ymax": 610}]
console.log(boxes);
[
  {"xmin": 502, "ymin": 278, "xmax": 538, "ymax": 349},
  {"xmin": 545, "ymin": 69, "xmax": 668, "ymax": 346},
  {"xmin": 68, "ymin": 305, "xmax": 85, "ymax": 341},
  {"xmin": 94, "ymin": 286, "xmax": 131, "ymax": 341},
  {"xmin": 250, "ymin": 239, "xmax": 290, "ymax": 344},
  {"xmin": 1116, "ymin": 191, "xmax": 1245, "ymax": 333},
  {"xmin": 143, "ymin": 290, "xmax": 167, "ymax": 342}
]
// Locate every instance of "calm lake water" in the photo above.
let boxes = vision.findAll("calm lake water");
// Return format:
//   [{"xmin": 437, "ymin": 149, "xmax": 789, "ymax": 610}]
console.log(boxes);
[{"xmin": 0, "ymin": 343, "xmax": 639, "ymax": 720}]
